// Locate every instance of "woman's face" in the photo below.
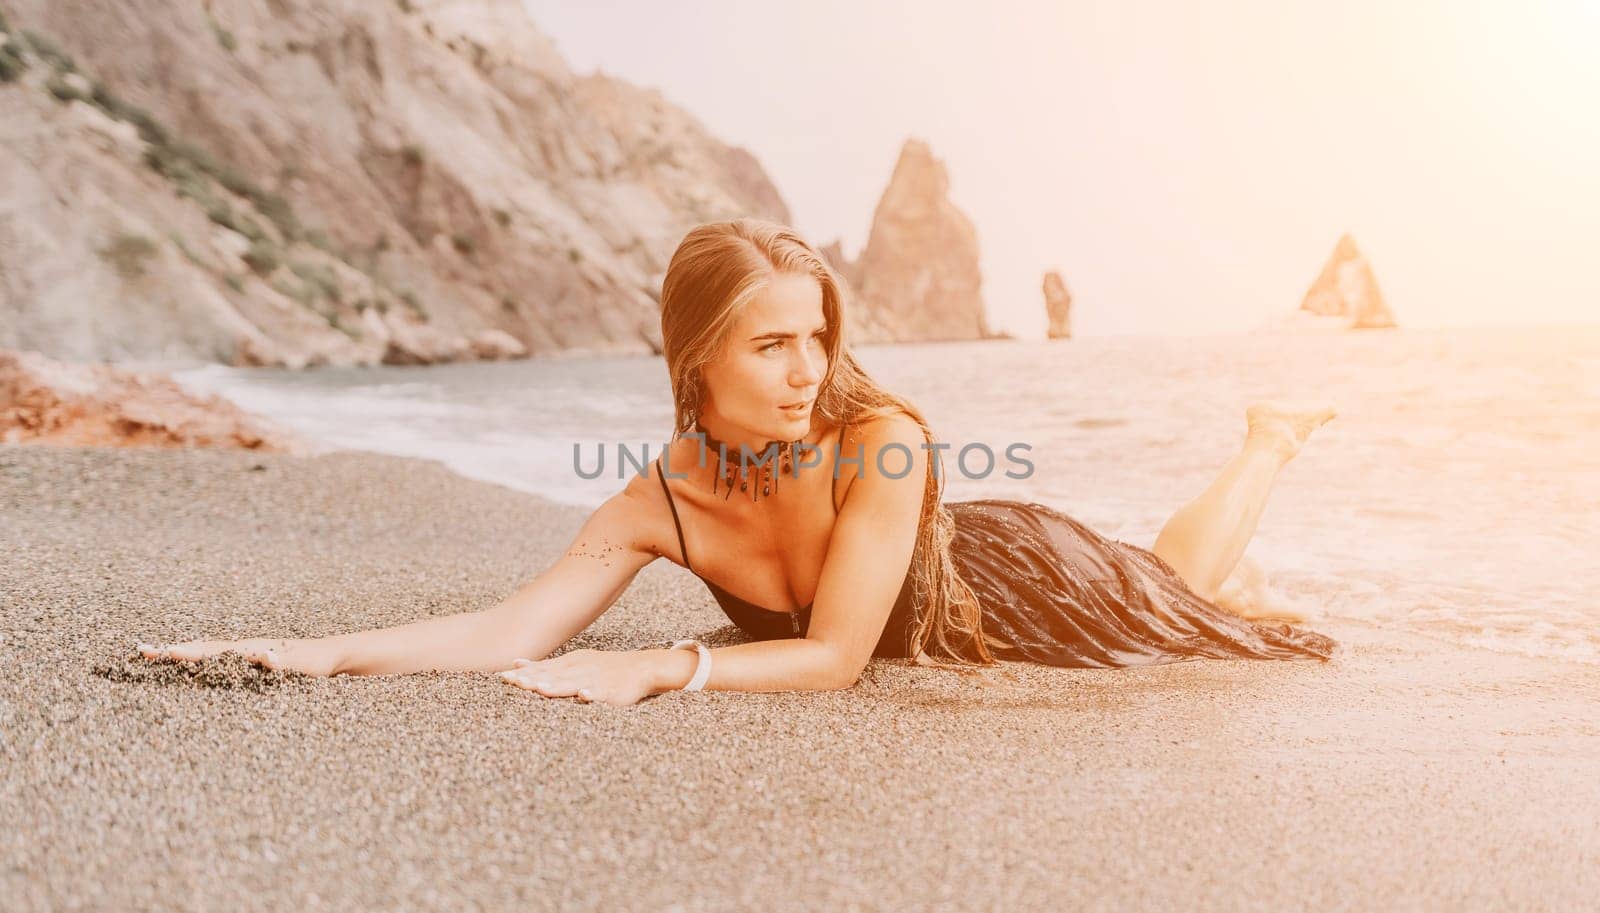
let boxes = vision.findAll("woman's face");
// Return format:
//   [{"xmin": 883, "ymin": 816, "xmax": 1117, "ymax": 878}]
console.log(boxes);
[{"xmin": 699, "ymin": 271, "xmax": 829, "ymax": 443}]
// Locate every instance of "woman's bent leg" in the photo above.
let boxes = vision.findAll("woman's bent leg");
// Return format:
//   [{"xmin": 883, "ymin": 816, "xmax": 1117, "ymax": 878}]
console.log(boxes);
[{"xmin": 1151, "ymin": 402, "xmax": 1335, "ymax": 602}]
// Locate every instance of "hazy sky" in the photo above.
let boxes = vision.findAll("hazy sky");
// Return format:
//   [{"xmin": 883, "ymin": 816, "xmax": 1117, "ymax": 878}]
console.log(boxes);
[{"xmin": 523, "ymin": 0, "xmax": 1598, "ymax": 337}]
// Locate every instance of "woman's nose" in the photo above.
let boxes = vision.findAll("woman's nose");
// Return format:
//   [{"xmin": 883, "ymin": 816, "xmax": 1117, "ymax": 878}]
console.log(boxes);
[{"xmin": 791, "ymin": 347, "xmax": 824, "ymax": 385}]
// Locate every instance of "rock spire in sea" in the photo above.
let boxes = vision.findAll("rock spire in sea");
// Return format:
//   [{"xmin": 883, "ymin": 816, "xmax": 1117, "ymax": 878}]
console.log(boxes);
[
  {"xmin": 1299, "ymin": 233, "xmax": 1397, "ymax": 329},
  {"xmin": 820, "ymin": 139, "xmax": 994, "ymax": 342},
  {"xmin": 1043, "ymin": 271, "xmax": 1072, "ymax": 339}
]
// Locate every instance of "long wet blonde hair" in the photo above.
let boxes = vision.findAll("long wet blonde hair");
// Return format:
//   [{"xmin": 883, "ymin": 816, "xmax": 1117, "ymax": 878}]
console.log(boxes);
[{"xmin": 659, "ymin": 218, "xmax": 999, "ymax": 666}]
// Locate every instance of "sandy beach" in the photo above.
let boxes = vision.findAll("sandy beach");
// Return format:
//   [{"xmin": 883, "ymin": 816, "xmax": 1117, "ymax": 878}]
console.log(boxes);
[{"xmin": 4, "ymin": 444, "xmax": 1597, "ymax": 912}]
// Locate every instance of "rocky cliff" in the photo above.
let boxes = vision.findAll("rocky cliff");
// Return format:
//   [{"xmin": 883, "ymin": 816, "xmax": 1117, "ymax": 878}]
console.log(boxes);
[
  {"xmin": 823, "ymin": 140, "xmax": 993, "ymax": 343},
  {"xmin": 0, "ymin": 0, "xmax": 792, "ymax": 367},
  {"xmin": 1298, "ymin": 233, "xmax": 1396, "ymax": 329},
  {"xmin": 1, "ymin": 348, "xmax": 296, "ymax": 449}
]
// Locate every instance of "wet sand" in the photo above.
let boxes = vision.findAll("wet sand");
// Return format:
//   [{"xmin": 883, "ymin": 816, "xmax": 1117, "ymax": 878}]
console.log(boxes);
[{"xmin": 3, "ymin": 445, "xmax": 1597, "ymax": 912}]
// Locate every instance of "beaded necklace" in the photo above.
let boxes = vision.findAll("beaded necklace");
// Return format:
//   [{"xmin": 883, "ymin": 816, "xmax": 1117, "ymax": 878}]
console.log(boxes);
[{"xmin": 691, "ymin": 420, "xmax": 802, "ymax": 503}]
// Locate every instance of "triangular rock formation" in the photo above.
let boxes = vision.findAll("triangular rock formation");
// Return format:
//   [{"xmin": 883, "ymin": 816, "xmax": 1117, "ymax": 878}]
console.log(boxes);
[
  {"xmin": 1298, "ymin": 234, "xmax": 1396, "ymax": 329},
  {"xmin": 824, "ymin": 140, "xmax": 992, "ymax": 343}
]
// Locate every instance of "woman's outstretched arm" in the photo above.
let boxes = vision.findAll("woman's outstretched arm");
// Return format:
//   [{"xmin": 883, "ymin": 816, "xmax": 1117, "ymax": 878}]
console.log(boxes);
[
  {"xmin": 508, "ymin": 414, "xmax": 931, "ymax": 700},
  {"xmin": 139, "ymin": 476, "xmax": 664, "ymax": 677}
]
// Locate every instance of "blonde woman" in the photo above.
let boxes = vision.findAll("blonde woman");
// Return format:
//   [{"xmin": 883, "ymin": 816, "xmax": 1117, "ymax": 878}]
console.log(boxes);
[{"xmin": 140, "ymin": 219, "xmax": 1337, "ymax": 704}]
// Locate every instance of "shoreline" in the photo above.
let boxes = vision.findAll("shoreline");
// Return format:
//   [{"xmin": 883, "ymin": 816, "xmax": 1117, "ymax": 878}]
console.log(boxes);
[{"xmin": 4, "ymin": 443, "xmax": 1597, "ymax": 911}]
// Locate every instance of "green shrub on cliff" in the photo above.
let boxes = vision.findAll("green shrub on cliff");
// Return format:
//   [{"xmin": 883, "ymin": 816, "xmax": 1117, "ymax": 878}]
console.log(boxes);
[
  {"xmin": 242, "ymin": 240, "xmax": 281, "ymax": 276},
  {"xmin": 329, "ymin": 315, "xmax": 360, "ymax": 340},
  {"xmin": 203, "ymin": 200, "xmax": 266, "ymax": 243},
  {"xmin": 0, "ymin": 39, "xmax": 26, "ymax": 82},
  {"xmin": 209, "ymin": 20, "xmax": 237, "ymax": 53},
  {"xmin": 46, "ymin": 73, "xmax": 88, "ymax": 102},
  {"xmin": 289, "ymin": 260, "xmax": 341, "ymax": 303},
  {"xmin": 98, "ymin": 234, "xmax": 160, "ymax": 279},
  {"xmin": 398, "ymin": 290, "xmax": 426, "ymax": 318},
  {"xmin": 92, "ymin": 85, "xmax": 168, "ymax": 146},
  {"xmin": 20, "ymin": 30, "xmax": 74, "ymax": 73}
]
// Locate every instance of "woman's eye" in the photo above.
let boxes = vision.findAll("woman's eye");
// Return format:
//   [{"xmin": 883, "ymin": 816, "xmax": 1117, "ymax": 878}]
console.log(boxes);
[{"xmin": 761, "ymin": 334, "xmax": 822, "ymax": 353}]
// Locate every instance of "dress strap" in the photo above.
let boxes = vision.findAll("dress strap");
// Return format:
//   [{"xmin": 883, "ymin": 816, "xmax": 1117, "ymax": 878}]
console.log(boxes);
[
  {"xmin": 655, "ymin": 455, "xmax": 694, "ymax": 573},
  {"xmin": 831, "ymin": 420, "xmax": 852, "ymax": 515}
]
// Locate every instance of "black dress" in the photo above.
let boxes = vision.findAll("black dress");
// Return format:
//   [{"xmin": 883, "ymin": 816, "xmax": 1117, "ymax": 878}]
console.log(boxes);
[{"xmin": 655, "ymin": 461, "xmax": 1336, "ymax": 668}]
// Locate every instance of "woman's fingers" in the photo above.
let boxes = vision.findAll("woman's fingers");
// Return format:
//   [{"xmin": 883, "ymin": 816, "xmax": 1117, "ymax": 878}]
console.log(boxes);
[
  {"xmin": 500, "ymin": 668, "xmax": 566, "ymax": 694},
  {"xmin": 498, "ymin": 651, "xmax": 634, "ymax": 705},
  {"xmin": 136, "ymin": 639, "xmax": 278, "ymax": 668},
  {"xmin": 151, "ymin": 640, "xmax": 224, "ymax": 662},
  {"xmin": 499, "ymin": 666, "xmax": 584, "ymax": 699}
]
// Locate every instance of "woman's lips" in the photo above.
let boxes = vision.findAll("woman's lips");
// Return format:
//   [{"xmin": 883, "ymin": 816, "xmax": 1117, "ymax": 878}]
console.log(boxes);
[{"xmin": 780, "ymin": 401, "xmax": 811, "ymax": 412}]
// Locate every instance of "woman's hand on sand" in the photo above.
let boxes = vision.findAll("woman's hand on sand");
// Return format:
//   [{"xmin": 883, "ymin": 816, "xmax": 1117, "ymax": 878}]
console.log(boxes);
[
  {"xmin": 136, "ymin": 638, "xmax": 339, "ymax": 677},
  {"xmin": 499, "ymin": 648, "xmax": 657, "ymax": 707}
]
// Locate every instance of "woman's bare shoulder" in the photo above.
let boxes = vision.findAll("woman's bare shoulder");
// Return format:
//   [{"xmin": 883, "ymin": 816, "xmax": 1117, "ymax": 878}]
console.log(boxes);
[
  {"xmin": 838, "ymin": 410, "xmax": 928, "ymax": 464},
  {"xmin": 834, "ymin": 410, "xmax": 929, "ymax": 509},
  {"xmin": 576, "ymin": 458, "xmax": 678, "ymax": 563},
  {"xmin": 851, "ymin": 409, "xmax": 923, "ymax": 442}
]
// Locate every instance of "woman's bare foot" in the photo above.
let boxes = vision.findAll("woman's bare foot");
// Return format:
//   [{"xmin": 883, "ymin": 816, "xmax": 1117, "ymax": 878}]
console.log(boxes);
[{"xmin": 1245, "ymin": 401, "xmax": 1337, "ymax": 462}]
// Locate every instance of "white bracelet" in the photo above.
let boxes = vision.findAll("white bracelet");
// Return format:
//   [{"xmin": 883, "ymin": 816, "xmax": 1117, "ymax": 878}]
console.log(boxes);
[{"xmin": 669, "ymin": 639, "xmax": 712, "ymax": 692}]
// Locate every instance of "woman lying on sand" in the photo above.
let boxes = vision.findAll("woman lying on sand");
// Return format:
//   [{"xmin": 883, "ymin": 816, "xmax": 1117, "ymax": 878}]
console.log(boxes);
[{"xmin": 140, "ymin": 219, "xmax": 1337, "ymax": 705}]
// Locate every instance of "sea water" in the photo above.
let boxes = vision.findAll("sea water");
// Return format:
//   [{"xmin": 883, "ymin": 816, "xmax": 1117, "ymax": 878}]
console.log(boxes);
[{"xmin": 170, "ymin": 325, "xmax": 1600, "ymax": 664}]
